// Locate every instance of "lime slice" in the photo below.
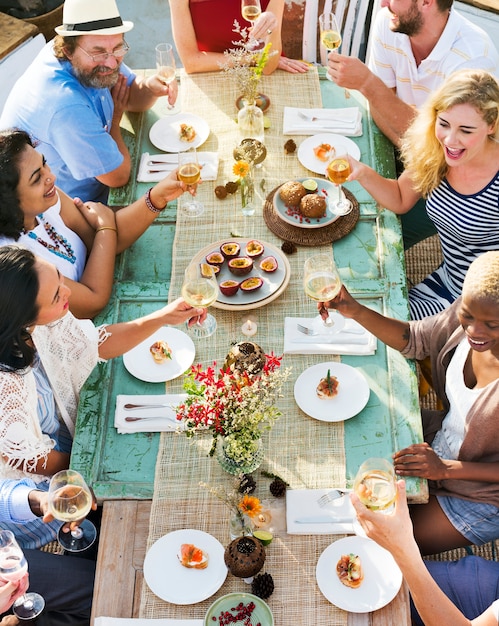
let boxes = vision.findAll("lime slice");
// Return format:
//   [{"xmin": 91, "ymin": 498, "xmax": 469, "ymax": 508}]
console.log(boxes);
[
  {"xmin": 263, "ymin": 116, "xmax": 271, "ymax": 130},
  {"xmin": 303, "ymin": 179, "xmax": 318, "ymax": 193},
  {"xmin": 253, "ymin": 530, "xmax": 273, "ymax": 546}
]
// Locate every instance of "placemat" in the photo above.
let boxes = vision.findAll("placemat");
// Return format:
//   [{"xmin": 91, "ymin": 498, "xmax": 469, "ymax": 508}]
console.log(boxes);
[{"xmin": 263, "ymin": 185, "xmax": 359, "ymax": 246}]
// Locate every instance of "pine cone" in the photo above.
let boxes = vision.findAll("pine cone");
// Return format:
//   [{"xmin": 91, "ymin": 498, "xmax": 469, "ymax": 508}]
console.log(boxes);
[
  {"xmin": 269, "ymin": 478, "xmax": 287, "ymax": 497},
  {"xmin": 284, "ymin": 139, "xmax": 297, "ymax": 154},
  {"xmin": 251, "ymin": 572, "xmax": 274, "ymax": 599},
  {"xmin": 225, "ymin": 181, "xmax": 239, "ymax": 194},
  {"xmin": 281, "ymin": 241, "xmax": 297, "ymax": 254},
  {"xmin": 239, "ymin": 473, "xmax": 257, "ymax": 494}
]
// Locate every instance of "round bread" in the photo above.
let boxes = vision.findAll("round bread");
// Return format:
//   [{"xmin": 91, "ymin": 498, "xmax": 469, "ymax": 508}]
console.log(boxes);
[
  {"xmin": 300, "ymin": 193, "xmax": 327, "ymax": 218},
  {"xmin": 279, "ymin": 181, "xmax": 307, "ymax": 207}
]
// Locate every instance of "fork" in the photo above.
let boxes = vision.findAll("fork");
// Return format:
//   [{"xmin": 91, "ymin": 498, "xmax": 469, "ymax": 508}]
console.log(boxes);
[
  {"xmin": 298, "ymin": 110, "xmax": 319, "ymax": 122},
  {"xmin": 317, "ymin": 489, "xmax": 347, "ymax": 508},
  {"xmin": 297, "ymin": 323, "xmax": 364, "ymax": 336}
]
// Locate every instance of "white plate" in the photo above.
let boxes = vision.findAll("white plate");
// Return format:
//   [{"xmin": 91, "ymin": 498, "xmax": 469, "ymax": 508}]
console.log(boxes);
[
  {"xmin": 190, "ymin": 239, "xmax": 291, "ymax": 311},
  {"xmin": 273, "ymin": 178, "xmax": 340, "ymax": 229},
  {"xmin": 149, "ymin": 113, "xmax": 210, "ymax": 152},
  {"xmin": 144, "ymin": 529, "xmax": 227, "ymax": 605},
  {"xmin": 316, "ymin": 536, "xmax": 402, "ymax": 612},
  {"xmin": 294, "ymin": 362, "xmax": 369, "ymax": 422},
  {"xmin": 298, "ymin": 133, "xmax": 361, "ymax": 175},
  {"xmin": 122, "ymin": 327, "xmax": 195, "ymax": 383}
]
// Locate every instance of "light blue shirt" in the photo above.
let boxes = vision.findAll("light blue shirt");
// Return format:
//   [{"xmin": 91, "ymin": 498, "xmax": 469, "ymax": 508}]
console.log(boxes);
[{"xmin": 0, "ymin": 41, "xmax": 136, "ymax": 203}]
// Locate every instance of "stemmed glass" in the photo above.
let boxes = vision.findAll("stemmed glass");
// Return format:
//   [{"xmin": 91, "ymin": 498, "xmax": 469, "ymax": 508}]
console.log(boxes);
[
  {"xmin": 241, "ymin": 0, "xmax": 264, "ymax": 51},
  {"xmin": 155, "ymin": 43, "xmax": 176, "ymax": 112},
  {"xmin": 178, "ymin": 147, "xmax": 204, "ymax": 218},
  {"xmin": 0, "ymin": 530, "xmax": 45, "ymax": 620},
  {"xmin": 353, "ymin": 458, "xmax": 397, "ymax": 513},
  {"xmin": 326, "ymin": 152, "xmax": 353, "ymax": 215},
  {"xmin": 181, "ymin": 262, "xmax": 219, "ymax": 338},
  {"xmin": 47, "ymin": 469, "xmax": 97, "ymax": 553},
  {"xmin": 303, "ymin": 253, "xmax": 343, "ymax": 332}
]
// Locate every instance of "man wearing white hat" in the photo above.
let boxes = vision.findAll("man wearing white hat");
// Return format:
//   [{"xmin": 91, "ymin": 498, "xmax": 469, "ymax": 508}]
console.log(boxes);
[{"xmin": 0, "ymin": 0, "xmax": 177, "ymax": 204}]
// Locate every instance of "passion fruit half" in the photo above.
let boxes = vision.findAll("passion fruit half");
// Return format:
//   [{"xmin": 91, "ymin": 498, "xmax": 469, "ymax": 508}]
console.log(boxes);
[
  {"xmin": 200, "ymin": 262, "xmax": 218, "ymax": 278},
  {"xmin": 245, "ymin": 240, "xmax": 264, "ymax": 258},
  {"xmin": 220, "ymin": 241, "xmax": 241, "ymax": 259},
  {"xmin": 228, "ymin": 256, "xmax": 253, "ymax": 276},
  {"xmin": 240, "ymin": 276, "xmax": 264, "ymax": 292},
  {"xmin": 259, "ymin": 256, "xmax": 278, "ymax": 273},
  {"xmin": 206, "ymin": 251, "xmax": 225, "ymax": 266},
  {"xmin": 219, "ymin": 279, "xmax": 240, "ymax": 296}
]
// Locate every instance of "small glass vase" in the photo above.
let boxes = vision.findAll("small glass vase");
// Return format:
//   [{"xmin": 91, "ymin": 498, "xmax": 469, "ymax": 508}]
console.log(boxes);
[
  {"xmin": 229, "ymin": 512, "xmax": 253, "ymax": 540},
  {"xmin": 237, "ymin": 99, "xmax": 264, "ymax": 142},
  {"xmin": 216, "ymin": 437, "xmax": 264, "ymax": 476},
  {"xmin": 240, "ymin": 169, "xmax": 255, "ymax": 217}
]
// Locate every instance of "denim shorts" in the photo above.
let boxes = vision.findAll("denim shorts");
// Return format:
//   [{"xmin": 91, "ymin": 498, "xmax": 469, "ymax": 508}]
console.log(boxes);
[{"xmin": 437, "ymin": 495, "xmax": 499, "ymax": 544}]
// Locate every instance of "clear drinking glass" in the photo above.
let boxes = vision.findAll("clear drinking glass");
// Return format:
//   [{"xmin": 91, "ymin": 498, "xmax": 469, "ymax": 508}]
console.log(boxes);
[
  {"xmin": 155, "ymin": 43, "xmax": 176, "ymax": 111},
  {"xmin": 353, "ymin": 458, "xmax": 397, "ymax": 513},
  {"xmin": 241, "ymin": 0, "xmax": 264, "ymax": 51},
  {"xmin": 178, "ymin": 147, "xmax": 204, "ymax": 217},
  {"xmin": 47, "ymin": 469, "xmax": 97, "ymax": 553},
  {"xmin": 181, "ymin": 262, "xmax": 219, "ymax": 338},
  {"xmin": 303, "ymin": 253, "xmax": 343, "ymax": 331},
  {"xmin": 326, "ymin": 153, "xmax": 353, "ymax": 215},
  {"xmin": 0, "ymin": 530, "xmax": 45, "ymax": 620}
]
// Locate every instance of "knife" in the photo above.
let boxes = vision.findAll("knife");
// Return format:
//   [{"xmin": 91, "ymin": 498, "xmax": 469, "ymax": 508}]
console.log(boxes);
[
  {"xmin": 294, "ymin": 516, "xmax": 353, "ymax": 524},
  {"xmin": 292, "ymin": 336, "xmax": 367, "ymax": 345}
]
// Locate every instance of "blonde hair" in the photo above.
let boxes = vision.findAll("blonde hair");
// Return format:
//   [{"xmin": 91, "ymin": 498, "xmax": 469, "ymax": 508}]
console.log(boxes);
[
  {"xmin": 400, "ymin": 69, "xmax": 499, "ymax": 197},
  {"xmin": 462, "ymin": 251, "xmax": 499, "ymax": 304}
]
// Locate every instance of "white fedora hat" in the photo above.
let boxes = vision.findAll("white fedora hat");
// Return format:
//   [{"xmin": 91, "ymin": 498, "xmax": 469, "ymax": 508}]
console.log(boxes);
[{"xmin": 55, "ymin": 0, "xmax": 134, "ymax": 36}]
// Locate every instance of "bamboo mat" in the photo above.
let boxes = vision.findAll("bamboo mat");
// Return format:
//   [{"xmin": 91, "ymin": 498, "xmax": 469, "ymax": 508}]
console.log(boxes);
[{"xmin": 139, "ymin": 69, "xmax": 350, "ymax": 625}]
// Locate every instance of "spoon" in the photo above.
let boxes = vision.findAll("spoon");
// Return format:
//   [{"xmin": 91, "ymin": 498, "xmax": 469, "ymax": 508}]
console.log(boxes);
[
  {"xmin": 124, "ymin": 416, "xmax": 174, "ymax": 422},
  {"xmin": 123, "ymin": 403, "xmax": 173, "ymax": 410}
]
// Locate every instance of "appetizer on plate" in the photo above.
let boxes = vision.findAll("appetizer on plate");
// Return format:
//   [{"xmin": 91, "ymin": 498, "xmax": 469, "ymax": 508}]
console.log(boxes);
[
  {"xmin": 336, "ymin": 553, "xmax": 363, "ymax": 588},
  {"xmin": 316, "ymin": 369, "xmax": 339, "ymax": 399},
  {"xmin": 178, "ymin": 543, "xmax": 209, "ymax": 569},
  {"xmin": 149, "ymin": 340, "xmax": 172, "ymax": 363},
  {"xmin": 313, "ymin": 143, "xmax": 335, "ymax": 162},
  {"xmin": 179, "ymin": 123, "xmax": 196, "ymax": 142}
]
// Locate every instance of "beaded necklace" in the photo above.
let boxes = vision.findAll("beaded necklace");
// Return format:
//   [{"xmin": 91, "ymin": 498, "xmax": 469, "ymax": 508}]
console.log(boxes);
[{"xmin": 26, "ymin": 214, "xmax": 76, "ymax": 264}]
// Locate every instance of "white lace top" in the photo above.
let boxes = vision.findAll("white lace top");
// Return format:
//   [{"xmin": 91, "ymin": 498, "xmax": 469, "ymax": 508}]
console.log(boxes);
[{"xmin": 0, "ymin": 312, "xmax": 104, "ymax": 483}]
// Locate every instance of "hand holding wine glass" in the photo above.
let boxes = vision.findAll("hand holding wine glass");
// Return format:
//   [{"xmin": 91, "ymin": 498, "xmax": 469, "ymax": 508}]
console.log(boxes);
[
  {"xmin": 326, "ymin": 152, "xmax": 353, "ymax": 215},
  {"xmin": 241, "ymin": 0, "xmax": 265, "ymax": 51},
  {"xmin": 177, "ymin": 147, "xmax": 204, "ymax": 218},
  {"xmin": 353, "ymin": 458, "xmax": 397, "ymax": 513},
  {"xmin": 303, "ymin": 253, "xmax": 343, "ymax": 331},
  {"xmin": 181, "ymin": 262, "xmax": 219, "ymax": 338}
]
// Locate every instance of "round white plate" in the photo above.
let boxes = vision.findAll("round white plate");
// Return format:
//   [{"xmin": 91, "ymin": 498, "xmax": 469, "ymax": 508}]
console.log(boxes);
[
  {"xmin": 122, "ymin": 327, "xmax": 195, "ymax": 383},
  {"xmin": 190, "ymin": 239, "xmax": 291, "ymax": 311},
  {"xmin": 294, "ymin": 362, "xmax": 369, "ymax": 422},
  {"xmin": 144, "ymin": 529, "xmax": 227, "ymax": 605},
  {"xmin": 316, "ymin": 536, "xmax": 402, "ymax": 612},
  {"xmin": 297, "ymin": 133, "xmax": 361, "ymax": 175},
  {"xmin": 205, "ymin": 593, "xmax": 273, "ymax": 625},
  {"xmin": 273, "ymin": 178, "xmax": 341, "ymax": 229},
  {"xmin": 149, "ymin": 113, "xmax": 210, "ymax": 152}
]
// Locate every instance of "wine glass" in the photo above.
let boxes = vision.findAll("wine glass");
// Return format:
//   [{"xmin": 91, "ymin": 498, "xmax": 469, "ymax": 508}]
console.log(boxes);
[
  {"xmin": 353, "ymin": 458, "xmax": 397, "ymax": 513},
  {"xmin": 155, "ymin": 43, "xmax": 176, "ymax": 112},
  {"xmin": 178, "ymin": 147, "xmax": 204, "ymax": 218},
  {"xmin": 0, "ymin": 530, "xmax": 45, "ymax": 620},
  {"xmin": 303, "ymin": 253, "xmax": 343, "ymax": 332},
  {"xmin": 47, "ymin": 469, "xmax": 97, "ymax": 553},
  {"xmin": 319, "ymin": 12, "xmax": 345, "ymax": 88},
  {"xmin": 241, "ymin": 0, "xmax": 264, "ymax": 51},
  {"xmin": 326, "ymin": 152, "xmax": 353, "ymax": 215},
  {"xmin": 181, "ymin": 262, "xmax": 219, "ymax": 338}
]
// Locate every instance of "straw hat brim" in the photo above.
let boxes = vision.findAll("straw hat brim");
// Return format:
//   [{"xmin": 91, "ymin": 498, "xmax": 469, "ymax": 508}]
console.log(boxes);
[{"xmin": 55, "ymin": 20, "xmax": 133, "ymax": 36}]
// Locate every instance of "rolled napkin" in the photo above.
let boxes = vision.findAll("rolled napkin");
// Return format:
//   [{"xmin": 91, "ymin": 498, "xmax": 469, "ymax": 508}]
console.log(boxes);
[
  {"xmin": 283, "ymin": 106, "xmax": 362, "ymax": 136},
  {"xmin": 114, "ymin": 394, "xmax": 187, "ymax": 434},
  {"xmin": 137, "ymin": 152, "xmax": 219, "ymax": 183},
  {"xmin": 283, "ymin": 317, "xmax": 376, "ymax": 355},
  {"xmin": 286, "ymin": 488, "xmax": 355, "ymax": 535},
  {"xmin": 95, "ymin": 619, "xmax": 203, "ymax": 625}
]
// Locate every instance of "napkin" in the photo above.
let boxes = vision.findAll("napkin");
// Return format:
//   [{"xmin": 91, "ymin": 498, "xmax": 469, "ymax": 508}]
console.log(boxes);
[
  {"xmin": 94, "ymin": 617, "xmax": 204, "ymax": 626},
  {"xmin": 286, "ymin": 489, "xmax": 355, "ymax": 534},
  {"xmin": 283, "ymin": 317, "xmax": 376, "ymax": 355},
  {"xmin": 137, "ymin": 152, "xmax": 219, "ymax": 183},
  {"xmin": 283, "ymin": 107, "xmax": 362, "ymax": 136},
  {"xmin": 114, "ymin": 394, "xmax": 187, "ymax": 434}
]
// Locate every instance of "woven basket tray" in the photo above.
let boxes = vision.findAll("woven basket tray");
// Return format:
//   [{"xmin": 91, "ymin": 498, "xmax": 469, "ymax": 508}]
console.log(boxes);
[{"xmin": 263, "ymin": 185, "xmax": 359, "ymax": 246}]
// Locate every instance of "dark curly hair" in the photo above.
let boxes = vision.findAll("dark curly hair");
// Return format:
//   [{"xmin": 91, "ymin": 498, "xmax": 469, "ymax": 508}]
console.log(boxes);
[
  {"xmin": 0, "ymin": 246, "xmax": 39, "ymax": 372},
  {"xmin": 0, "ymin": 129, "xmax": 37, "ymax": 241}
]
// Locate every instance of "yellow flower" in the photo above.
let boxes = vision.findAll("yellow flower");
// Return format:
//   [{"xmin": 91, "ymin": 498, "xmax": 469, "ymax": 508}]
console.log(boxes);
[
  {"xmin": 238, "ymin": 494, "xmax": 262, "ymax": 518},
  {"xmin": 233, "ymin": 160, "xmax": 250, "ymax": 179}
]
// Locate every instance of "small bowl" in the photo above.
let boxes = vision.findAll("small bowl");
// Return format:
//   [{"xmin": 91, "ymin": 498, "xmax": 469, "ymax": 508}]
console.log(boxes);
[
  {"xmin": 204, "ymin": 592, "xmax": 273, "ymax": 625},
  {"xmin": 236, "ymin": 93, "xmax": 271, "ymax": 113}
]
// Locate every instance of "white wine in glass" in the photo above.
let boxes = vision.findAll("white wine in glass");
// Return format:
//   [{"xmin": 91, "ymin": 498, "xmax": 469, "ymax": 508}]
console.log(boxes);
[
  {"xmin": 319, "ymin": 13, "xmax": 342, "ymax": 52},
  {"xmin": 303, "ymin": 253, "xmax": 343, "ymax": 331},
  {"xmin": 178, "ymin": 147, "xmax": 204, "ymax": 217},
  {"xmin": 353, "ymin": 458, "xmax": 397, "ymax": 512},
  {"xmin": 155, "ymin": 43, "xmax": 176, "ymax": 111},
  {"xmin": 241, "ymin": 0, "xmax": 265, "ymax": 51},
  {"xmin": 326, "ymin": 153, "xmax": 353, "ymax": 215},
  {"xmin": 181, "ymin": 262, "xmax": 219, "ymax": 338}
]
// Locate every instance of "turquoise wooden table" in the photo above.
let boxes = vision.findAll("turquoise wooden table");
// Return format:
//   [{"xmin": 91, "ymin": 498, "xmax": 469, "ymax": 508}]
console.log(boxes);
[{"xmin": 72, "ymin": 68, "xmax": 427, "ymax": 504}]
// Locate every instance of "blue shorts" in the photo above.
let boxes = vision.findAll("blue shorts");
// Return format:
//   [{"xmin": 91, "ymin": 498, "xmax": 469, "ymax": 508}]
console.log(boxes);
[{"xmin": 437, "ymin": 495, "xmax": 499, "ymax": 545}]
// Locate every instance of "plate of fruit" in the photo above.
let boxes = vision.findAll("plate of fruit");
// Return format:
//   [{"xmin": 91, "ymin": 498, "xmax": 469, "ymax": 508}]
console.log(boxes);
[{"xmin": 189, "ymin": 238, "xmax": 291, "ymax": 311}]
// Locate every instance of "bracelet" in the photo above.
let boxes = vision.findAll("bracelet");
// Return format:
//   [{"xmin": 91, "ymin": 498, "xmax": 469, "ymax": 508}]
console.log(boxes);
[
  {"xmin": 145, "ymin": 187, "xmax": 167, "ymax": 214},
  {"xmin": 95, "ymin": 226, "xmax": 117, "ymax": 234}
]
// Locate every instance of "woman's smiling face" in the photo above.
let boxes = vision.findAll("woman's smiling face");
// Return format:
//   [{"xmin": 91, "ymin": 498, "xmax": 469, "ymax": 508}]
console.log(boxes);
[
  {"xmin": 458, "ymin": 294, "xmax": 499, "ymax": 354},
  {"xmin": 435, "ymin": 103, "xmax": 495, "ymax": 167},
  {"xmin": 16, "ymin": 145, "xmax": 58, "ymax": 229}
]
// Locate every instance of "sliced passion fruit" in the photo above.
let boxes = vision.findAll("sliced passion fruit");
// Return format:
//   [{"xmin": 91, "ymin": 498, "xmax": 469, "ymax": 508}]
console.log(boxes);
[
  {"xmin": 240, "ymin": 276, "xmax": 264, "ymax": 292},
  {"xmin": 220, "ymin": 241, "xmax": 241, "ymax": 259},
  {"xmin": 219, "ymin": 279, "xmax": 240, "ymax": 296},
  {"xmin": 303, "ymin": 178, "xmax": 318, "ymax": 193},
  {"xmin": 228, "ymin": 256, "xmax": 253, "ymax": 276},
  {"xmin": 200, "ymin": 262, "xmax": 217, "ymax": 278},
  {"xmin": 245, "ymin": 240, "xmax": 264, "ymax": 258},
  {"xmin": 206, "ymin": 251, "xmax": 225, "ymax": 266},
  {"xmin": 259, "ymin": 256, "xmax": 278, "ymax": 273}
]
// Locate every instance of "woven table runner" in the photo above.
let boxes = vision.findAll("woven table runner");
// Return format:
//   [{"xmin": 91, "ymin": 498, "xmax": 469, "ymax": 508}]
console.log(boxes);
[{"xmin": 140, "ymin": 69, "xmax": 349, "ymax": 625}]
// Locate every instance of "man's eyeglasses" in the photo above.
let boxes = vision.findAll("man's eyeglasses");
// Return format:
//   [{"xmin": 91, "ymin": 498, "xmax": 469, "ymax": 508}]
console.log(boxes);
[{"xmin": 76, "ymin": 41, "xmax": 130, "ymax": 63}]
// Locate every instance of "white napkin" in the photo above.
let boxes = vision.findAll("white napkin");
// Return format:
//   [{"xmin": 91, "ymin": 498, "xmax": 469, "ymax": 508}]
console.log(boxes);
[
  {"xmin": 94, "ymin": 617, "xmax": 204, "ymax": 626},
  {"xmin": 114, "ymin": 394, "xmax": 187, "ymax": 434},
  {"xmin": 283, "ymin": 107, "xmax": 362, "ymax": 136},
  {"xmin": 137, "ymin": 152, "xmax": 219, "ymax": 183},
  {"xmin": 286, "ymin": 489, "xmax": 355, "ymax": 534},
  {"xmin": 283, "ymin": 317, "xmax": 376, "ymax": 355}
]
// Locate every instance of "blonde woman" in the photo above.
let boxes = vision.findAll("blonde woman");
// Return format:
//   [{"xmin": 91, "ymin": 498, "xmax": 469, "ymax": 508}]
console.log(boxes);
[{"xmin": 347, "ymin": 69, "xmax": 499, "ymax": 320}]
